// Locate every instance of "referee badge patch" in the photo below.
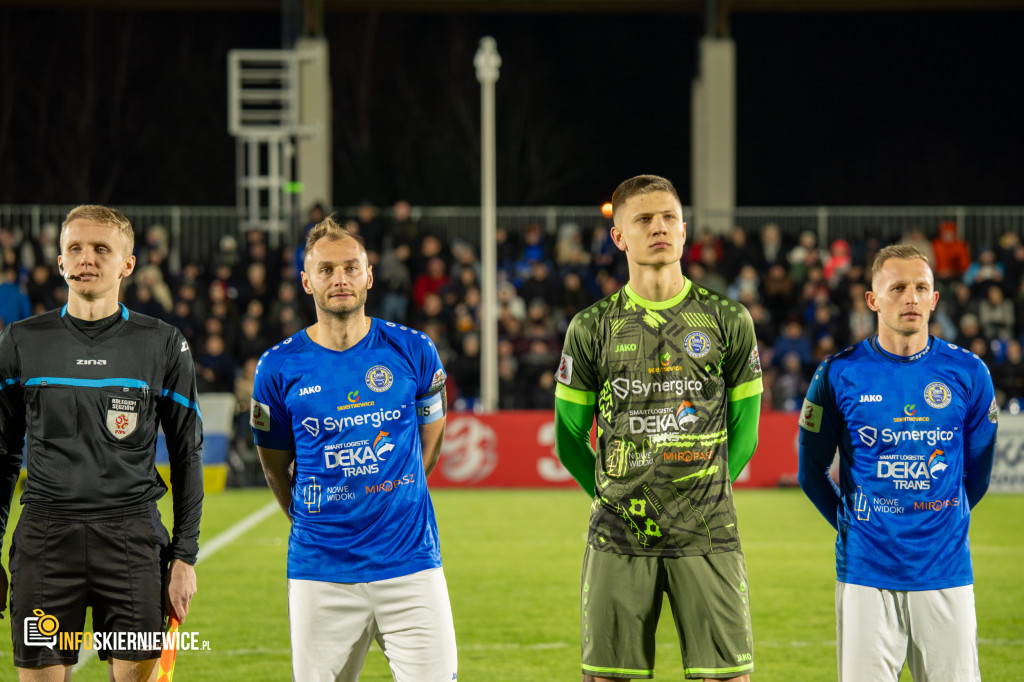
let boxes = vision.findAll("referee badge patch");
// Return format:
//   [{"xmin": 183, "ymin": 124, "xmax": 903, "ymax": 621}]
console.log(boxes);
[{"xmin": 106, "ymin": 396, "xmax": 140, "ymax": 440}]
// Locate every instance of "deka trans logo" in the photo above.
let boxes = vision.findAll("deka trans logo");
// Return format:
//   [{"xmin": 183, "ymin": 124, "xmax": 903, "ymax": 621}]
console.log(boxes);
[{"xmin": 25, "ymin": 608, "xmax": 210, "ymax": 653}]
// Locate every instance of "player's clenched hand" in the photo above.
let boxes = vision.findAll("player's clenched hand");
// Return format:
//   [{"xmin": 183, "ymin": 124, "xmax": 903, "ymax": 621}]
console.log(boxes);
[{"xmin": 165, "ymin": 559, "xmax": 197, "ymax": 624}]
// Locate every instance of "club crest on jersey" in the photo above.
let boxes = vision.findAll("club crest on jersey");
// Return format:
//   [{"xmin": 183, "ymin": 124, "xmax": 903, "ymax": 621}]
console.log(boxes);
[
  {"xmin": 923, "ymin": 382, "xmax": 951, "ymax": 409},
  {"xmin": 988, "ymin": 398, "xmax": 999, "ymax": 424},
  {"xmin": 106, "ymin": 396, "xmax": 139, "ymax": 440},
  {"xmin": 683, "ymin": 332, "xmax": 711, "ymax": 359},
  {"xmin": 365, "ymin": 366, "xmax": 394, "ymax": 393}
]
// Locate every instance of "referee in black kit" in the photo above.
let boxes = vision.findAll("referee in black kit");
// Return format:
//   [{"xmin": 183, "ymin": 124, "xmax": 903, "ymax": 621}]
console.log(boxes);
[{"xmin": 0, "ymin": 205, "xmax": 203, "ymax": 681}]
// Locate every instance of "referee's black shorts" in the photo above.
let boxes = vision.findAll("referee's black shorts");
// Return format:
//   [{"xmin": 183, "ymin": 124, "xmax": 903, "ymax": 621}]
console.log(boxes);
[{"xmin": 8, "ymin": 502, "xmax": 170, "ymax": 668}]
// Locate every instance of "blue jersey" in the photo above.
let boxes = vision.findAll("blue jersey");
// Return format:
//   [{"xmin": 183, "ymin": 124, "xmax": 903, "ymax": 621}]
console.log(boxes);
[
  {"xmin": 798, "ymin": 337, "xmax": 997, "ymax": 591},
  {"xmin": 250, "ymin": 319, "xmax": 448, "ymax": 583}
]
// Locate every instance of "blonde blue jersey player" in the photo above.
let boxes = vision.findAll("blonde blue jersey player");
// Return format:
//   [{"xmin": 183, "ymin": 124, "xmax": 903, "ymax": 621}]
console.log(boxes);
[
  {"xmin": 798, "ymin": 336, "xmax": 997, "ymax": 590},
  {"xmin": 798, "ymin": 243, "xmax": 997, "ymax": 682},
  {"xmin": 250, "ymin": 319, "xmax": 447, "ymax": 582},
  {"xmin": 251, "ymin": 218, "xmax": 456, "ymax": 682}
]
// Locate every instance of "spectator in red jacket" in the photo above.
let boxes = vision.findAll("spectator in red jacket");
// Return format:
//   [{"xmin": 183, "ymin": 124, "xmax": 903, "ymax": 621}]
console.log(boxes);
[
  {"xmin": 931, "ymin": 221, "xmax": 970, "ymax": 285},
  {"xmin": 412, "ymin": 256, "xmax": 450, "ymax": 309}
]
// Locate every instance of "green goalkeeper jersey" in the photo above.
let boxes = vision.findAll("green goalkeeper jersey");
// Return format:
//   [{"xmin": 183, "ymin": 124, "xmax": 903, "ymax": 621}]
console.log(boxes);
[{"xmin": 555, "ymin": 279, "xmax": 763, "ymax": 557}]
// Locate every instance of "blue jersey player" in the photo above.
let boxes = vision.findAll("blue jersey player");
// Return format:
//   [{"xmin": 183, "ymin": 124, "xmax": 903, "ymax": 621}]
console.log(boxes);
[
  {"xmin": 250, "ymin": 217, "xmax": 456, "ymax": 682},
  {"xmin": 798, "ymin": 244, "xmax": 997, "ymax": 682}
]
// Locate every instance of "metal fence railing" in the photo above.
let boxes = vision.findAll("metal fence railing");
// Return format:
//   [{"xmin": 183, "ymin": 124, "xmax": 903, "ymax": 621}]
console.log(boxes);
[{"xmin": 2, "ymin": 204, "xmax": 1020, "ymax": 271}]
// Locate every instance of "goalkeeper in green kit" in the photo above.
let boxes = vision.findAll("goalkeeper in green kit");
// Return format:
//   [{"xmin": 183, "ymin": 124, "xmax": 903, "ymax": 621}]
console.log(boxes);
[{"xmin": 554, "ymin": 175, "xmax": 762, "ymax": 681}]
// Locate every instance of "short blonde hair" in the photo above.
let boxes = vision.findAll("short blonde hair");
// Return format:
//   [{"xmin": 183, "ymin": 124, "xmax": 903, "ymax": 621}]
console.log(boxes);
[
  {"xmin": 61, "ymin": 205, "xmax": 135, "ymax": 256},
  {"xmin": 303, "ymin": 215, "xmax": 366, "ymax": 260},
  {"xmin": 871, "ymin": 244, "xmax": 930, "ymax": 280},
  {"xmin": 611, "ymin": 174, "xmax": 681, "ymax": 223}
]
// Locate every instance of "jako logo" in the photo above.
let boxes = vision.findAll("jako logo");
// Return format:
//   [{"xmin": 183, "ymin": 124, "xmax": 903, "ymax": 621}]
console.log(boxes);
[
  {"xmin": 299, "ymin": 385, "xmax": 321, "ymax": 396},
  {"xmin": 615, "ymin": 343, "xmax": 637, "ymax": 352},
  {"xmin": 859, "ymin": 394, "xmax": 882, "ymax": 403}
]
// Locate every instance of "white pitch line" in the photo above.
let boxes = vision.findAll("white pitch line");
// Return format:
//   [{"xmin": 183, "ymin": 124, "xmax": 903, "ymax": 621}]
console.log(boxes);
[
  {"xmin": 195, "ymin": 500, "xmax": 281, "ymax": 566},
  {"xmin": 71, "ymin": 499, "xmax": 281, "ymax": 672}
]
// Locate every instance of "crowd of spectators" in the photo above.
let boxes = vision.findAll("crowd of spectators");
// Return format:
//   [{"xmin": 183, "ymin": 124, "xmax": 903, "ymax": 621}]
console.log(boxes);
[{"xmin": 3, "ymin": 208, "xmax": 1024, "ymax": 427}]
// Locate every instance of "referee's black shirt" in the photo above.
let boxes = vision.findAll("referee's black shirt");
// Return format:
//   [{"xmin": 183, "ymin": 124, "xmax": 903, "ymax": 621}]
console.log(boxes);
[{"xmin": 0, "ymin": 304, "xmax": 203, "ymax": 564}]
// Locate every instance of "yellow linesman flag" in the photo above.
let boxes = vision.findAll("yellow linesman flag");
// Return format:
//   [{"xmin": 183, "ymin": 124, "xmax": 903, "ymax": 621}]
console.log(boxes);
[{"xmin": 158, "ymin": 615, "xmax": 180, "ymax": 682}]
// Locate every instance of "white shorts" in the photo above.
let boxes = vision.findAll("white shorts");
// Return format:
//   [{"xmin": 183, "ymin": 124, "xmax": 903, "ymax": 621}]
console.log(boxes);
[
  {"xmin": 835, "ymin": 581, "xmax": 979, "ymax": 682},
  {"xmin": 288, "ymin": 568, "xmax": 457, "ymax": 682}
]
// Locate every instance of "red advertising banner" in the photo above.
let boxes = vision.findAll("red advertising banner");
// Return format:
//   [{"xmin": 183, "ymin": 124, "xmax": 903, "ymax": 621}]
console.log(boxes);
[{"xmin": 431, "ymin": 411, "xmax": 802, "ymax": 489}]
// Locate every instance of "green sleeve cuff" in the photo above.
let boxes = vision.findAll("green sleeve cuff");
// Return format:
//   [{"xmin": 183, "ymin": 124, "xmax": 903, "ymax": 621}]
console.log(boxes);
[
  {"xmin": 555, "ymin": 383, "xmax": 596, "ymax": 406},
  {"xmin": 727, "ymin": 377, "xmax": 763, "ymax": 403}
]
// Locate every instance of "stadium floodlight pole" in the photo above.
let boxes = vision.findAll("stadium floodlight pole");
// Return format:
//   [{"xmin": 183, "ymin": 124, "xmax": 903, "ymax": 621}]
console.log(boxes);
[{"xmin": 475, "ymin": 36, "xmax": 501, "ymax": 413}]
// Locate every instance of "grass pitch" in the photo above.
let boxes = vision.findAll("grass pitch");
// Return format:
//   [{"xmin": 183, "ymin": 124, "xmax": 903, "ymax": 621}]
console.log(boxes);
[{"xmin": 0, "ymin": 488, "xmax": 1021, "ymax": 681}]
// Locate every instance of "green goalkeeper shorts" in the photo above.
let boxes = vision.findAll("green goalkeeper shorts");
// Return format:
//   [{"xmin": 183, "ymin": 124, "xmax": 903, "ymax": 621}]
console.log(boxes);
[{"xmin": 580, "ymin": 546, "xmax": 754, "ymax": 680}]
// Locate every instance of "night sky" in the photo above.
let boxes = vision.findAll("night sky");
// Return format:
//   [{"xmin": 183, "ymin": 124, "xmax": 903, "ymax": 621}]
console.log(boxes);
[{"xmin": 0, "ymin": 6, "xmax": 1021, "ymax": 207}]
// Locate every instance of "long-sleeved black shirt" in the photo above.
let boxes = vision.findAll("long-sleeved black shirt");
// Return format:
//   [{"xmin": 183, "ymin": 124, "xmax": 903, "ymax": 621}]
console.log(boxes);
[{"xmin": 0, "ymin": 304, "xmax": 204, "ymax": 563}]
